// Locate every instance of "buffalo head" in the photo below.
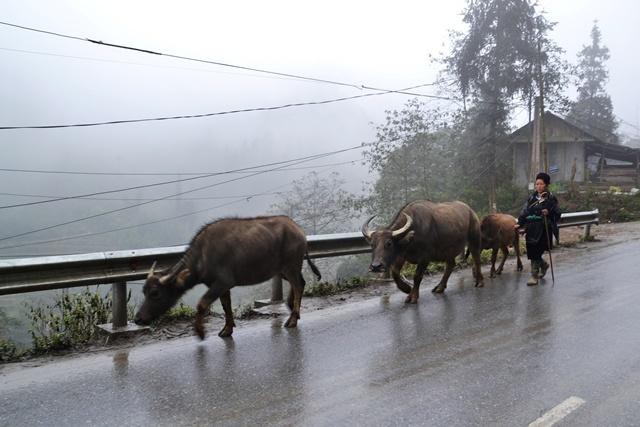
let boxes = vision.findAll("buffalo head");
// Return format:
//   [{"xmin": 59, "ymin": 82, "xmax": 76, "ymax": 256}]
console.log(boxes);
[
  {"xmin": 361, "ymin": 213, "xmax": 414, "ymax": 273},
  {"xmin": 134, "ymin": 262, "xmax": 191, "ymax": 325}
]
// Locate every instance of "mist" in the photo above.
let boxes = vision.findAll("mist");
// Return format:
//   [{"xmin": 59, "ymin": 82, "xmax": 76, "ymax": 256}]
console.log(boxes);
[{"xmin": 1, "ymin": 0, "xmax": 638, "ymax": 258}]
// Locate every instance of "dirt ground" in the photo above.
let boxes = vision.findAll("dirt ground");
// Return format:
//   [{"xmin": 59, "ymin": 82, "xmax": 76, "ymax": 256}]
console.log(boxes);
[{"xmin": 5, "ymin": 221, "xmax": 640, "ymax": 369}]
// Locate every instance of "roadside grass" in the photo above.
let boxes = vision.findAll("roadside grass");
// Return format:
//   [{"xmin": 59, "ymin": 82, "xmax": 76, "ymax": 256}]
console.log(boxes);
[{"xmin": 303, "ymin": 277, "xmax": 366, "ymax": 297}]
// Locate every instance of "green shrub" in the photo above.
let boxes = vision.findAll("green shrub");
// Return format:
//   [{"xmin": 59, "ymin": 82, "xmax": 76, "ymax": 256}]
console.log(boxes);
[
  {"xmin": 562, "ymin": 189, "xmax": 640, "ymax": 223},
  {"xmin": 160, "ymin": 302, "xmax": 197, "ymax": 322},
  {"xmin": 27, "ymin": 287, "xmax": 129, "ymax": 354},
  {"xmin": 0, "ymin": 337, "xmax": 20, "ymax": 362},
  {"xmin": 303, "ymin": 277, "xmax": 366, "ymax": 297},
  {"xmin": 234, "ymin": 303, "xmax": 254, "ymax": 319}
]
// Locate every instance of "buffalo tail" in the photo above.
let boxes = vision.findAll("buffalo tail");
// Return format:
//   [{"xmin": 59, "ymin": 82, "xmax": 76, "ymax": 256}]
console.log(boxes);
[{"xmin": 305, "ymin": 251, "xmax": 322, "ymax": 280}]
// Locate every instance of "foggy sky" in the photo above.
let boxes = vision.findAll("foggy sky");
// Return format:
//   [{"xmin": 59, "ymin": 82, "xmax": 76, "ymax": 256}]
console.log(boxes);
[{"xmin": 0, "ymin": 0, "xmax": 638, "ymax": 255}]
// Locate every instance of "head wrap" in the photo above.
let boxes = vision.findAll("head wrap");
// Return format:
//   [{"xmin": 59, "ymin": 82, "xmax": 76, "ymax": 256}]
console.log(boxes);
[{"xmin": 536, "ymin": 172, "xmax": 551, "ymax": 185}]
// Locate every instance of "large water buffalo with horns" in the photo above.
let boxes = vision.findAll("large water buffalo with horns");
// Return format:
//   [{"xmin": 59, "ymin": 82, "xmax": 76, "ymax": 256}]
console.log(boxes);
[
  {"xmin": 362, "ymin": 200, "xmax": 484, "ymax": 303},
  {"xmin": 134, "ymin": 216, "xmax": 321, "ymax": 338}
]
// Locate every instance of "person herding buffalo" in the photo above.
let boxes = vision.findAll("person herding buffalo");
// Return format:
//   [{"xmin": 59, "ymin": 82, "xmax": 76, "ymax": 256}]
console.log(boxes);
[
  {"xmin": 515, "ymin": 172, "xmax": 561, "ymax": 286},
  {"xmin": 362, "ymin": 200, "xmax": 484, "ymax": 303},
  {"xmin": 134, "ymin": 216, "xmax": 321, "ymax": 338}
]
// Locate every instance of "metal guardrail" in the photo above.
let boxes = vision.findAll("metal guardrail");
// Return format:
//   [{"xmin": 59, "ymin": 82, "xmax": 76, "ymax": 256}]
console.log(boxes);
[
  {"xmin": 0, "ymin": 210, "xmax": 598, "ymax": 331},
  {"xmin": 0, "ymin": 232, "xmax": 371, "ymax": 297}
]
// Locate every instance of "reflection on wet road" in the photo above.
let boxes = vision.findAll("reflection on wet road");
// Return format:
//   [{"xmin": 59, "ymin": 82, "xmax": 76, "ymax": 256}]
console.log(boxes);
[{"xmin": 2, "ymin": 239, "xmax": 640, "ymax": 426}]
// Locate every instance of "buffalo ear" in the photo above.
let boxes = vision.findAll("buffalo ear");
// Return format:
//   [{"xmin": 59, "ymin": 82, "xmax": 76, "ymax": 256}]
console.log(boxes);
[
  {"xmin": 175, "ymin": 269, "xmax": 191, "ymax": 288},
  {"xmin": 397, "ymin": 231, "xmax": 415, "ymax": 246}
]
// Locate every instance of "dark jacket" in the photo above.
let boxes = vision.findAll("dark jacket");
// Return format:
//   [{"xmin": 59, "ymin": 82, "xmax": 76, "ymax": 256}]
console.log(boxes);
[{"xmin": 518, "ymin": 191, "xmax": 561, "ymax": 246}]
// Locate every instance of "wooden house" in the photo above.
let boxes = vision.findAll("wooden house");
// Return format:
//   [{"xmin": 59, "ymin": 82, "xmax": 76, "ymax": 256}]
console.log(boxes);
[{"xmin": 511, "ymin": 111, "xmax": 640, "ymax": 190}]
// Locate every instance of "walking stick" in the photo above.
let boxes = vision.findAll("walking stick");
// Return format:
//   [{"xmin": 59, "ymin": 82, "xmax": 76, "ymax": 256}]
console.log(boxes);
[{"xmin": 543, "ymin": 214, "xmax": 555, "ymax": 285}]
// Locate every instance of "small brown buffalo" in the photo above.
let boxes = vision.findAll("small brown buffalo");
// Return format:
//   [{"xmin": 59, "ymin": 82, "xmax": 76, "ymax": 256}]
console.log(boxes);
[
  {"xmin": 134, "ymin": 216, "xmax": 321, "ymax": 338},
  {"xmin": 362, "ymin": 200, "xmax": 484, "ymax": 303},
  {"xmin": 468, "ymin": 213, "xmax": 523, "ymax": 278}
]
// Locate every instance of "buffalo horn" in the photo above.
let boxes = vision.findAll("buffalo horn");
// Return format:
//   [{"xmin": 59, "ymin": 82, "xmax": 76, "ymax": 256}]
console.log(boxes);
[
  {"xmin": 361, "ymin": 215, "xmax": 376, "ymax": 239},
  {"xmin": 391, "ymin": 214, "xmax": 413, "ymax": 237},
  {"xmin": 147, "ymin": 261, "xmax": 157, "ymax": 279}
]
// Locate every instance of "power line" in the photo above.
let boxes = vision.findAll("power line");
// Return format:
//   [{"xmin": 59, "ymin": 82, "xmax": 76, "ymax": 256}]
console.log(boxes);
[
  {"xmin": 0, "ymin": 159, "xmax": 360, "ymax": 202},
  {"xmin": 0, "ymin": 159, "xmax": 359, "ymax": 177},
  {"xmin": 0, "ymin": 149, "xmax": 362, "ymax": 209},
  {"xmin": 0, "ymin": 193, "xmax": 264, "ymax": 252},
  {"xmin": 0, "ymin": 83, "xmax": 454, "ymax": 130},
  {"xmin": 563, "ymin": 114, "xmax": 622, "ymax": 142},
  {"xmin": 617, "ymin": 115, "xmax": 640, "ymax": 133},
  {"xmin": 0, "ymin": 165, "xmax": 343, "ymax": 252},
  {"xmin": 0, "ymin": 47, "xmax": 337, "ymax": 84},
  {"xmin": 0, "ymin": 21, "xmax": 452, "ymax": 94},
  {"xmin": 0, "ymin": 21, "xmax": 365, "ymax": 89},
  {"xmin": 0, "ymin": 145, "xmax": 365, "ymax": 243},
  {"xmin": 0, "ymin": 190, "xmax": 285, "ymax": 202},
  {"xmin": 0, "ymin": 21, "xmax": 468, "ymax": 130}
]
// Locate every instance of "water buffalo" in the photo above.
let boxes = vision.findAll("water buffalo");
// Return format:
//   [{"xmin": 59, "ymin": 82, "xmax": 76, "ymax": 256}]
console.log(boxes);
[
  {"xmin": 134, "ymin": 216, "xmax": 321, "ymax": 338},
  {"xmin": 473, "ymin": 213, "xmax": 523, "ymax": 277},
  {"xmin": 362, "ymin": 200, "xmax": 483, "ymax": 303}
]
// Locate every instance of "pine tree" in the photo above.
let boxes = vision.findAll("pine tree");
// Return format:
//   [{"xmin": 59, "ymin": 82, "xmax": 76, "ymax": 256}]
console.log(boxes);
[
  {"xmin": 446, "ymin": 0, "xmax": 554, "ymax": 211},
  {"xmin": 568, "ymin": 22, "xmax": 618, "ymax": 143}
]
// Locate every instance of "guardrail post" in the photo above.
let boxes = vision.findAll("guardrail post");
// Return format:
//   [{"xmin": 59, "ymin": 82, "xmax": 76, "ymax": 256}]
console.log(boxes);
[
  {"xmin": 584, "ymin": 224, "xmax": 592, "ymax": 240},
  {"xmin": 112, "ymin": 281, "xmax": 128, "ymax": 328},
  {"xmin": 98, "ymin": 281, "xmax": 148, "ymax": 336},
  {"xmin": 271, "ymin": 275, "xmax": 283, "ymax": 302}
]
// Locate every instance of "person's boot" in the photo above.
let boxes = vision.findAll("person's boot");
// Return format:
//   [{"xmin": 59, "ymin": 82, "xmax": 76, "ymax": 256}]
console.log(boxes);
[
  {"xmin": 527, "ymin": 260, "xmax": 539, "ymax": 286},
  {"xmin": 539, "ymin": 259, "xmax": 549, "ymax": 279}
]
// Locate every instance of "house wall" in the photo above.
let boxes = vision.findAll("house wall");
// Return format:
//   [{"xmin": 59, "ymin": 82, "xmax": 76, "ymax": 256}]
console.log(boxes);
[
  {"xmin": 513, "ymin": 143, "xmax": 530, "ymax": 186},
  {"xmin": 548, "ymin": 141, "xmax": 585, "ymax": 183},
  {"xmin": 513, "ymin": 141, "xmax": 585, "ymax": 186}
]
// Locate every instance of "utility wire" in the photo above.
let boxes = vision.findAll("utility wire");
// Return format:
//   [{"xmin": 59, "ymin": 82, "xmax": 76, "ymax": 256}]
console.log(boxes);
[
  {"xmin": 0, "ymin": 164, "xmax": 342, "ymax": 252},
  {"xmin": 0, "ymin": 83, "xmax": 454, "ymax": 130},
  {"xmin": 0, "ymin": 159, "xmax": 359, "ymax": 177},
  {"xmin": 0, "ymin": 47, "xmax": 340, "ymax": 84},
  {"xmin": 0, "ymin": 21, "xmax": 364, "ymax": 89},
  {"xmin": 0, "ymin": 21, "xmax": 451, "ymax": 93},
  {"xmin": 617, "ymin": 116, "xmax": 640, "ymax": 133},
  {"xmin": 0, "ymin": 193, "xmax": 264, "ymax": 252},
  {"xmin": 0, "ymin": 21, "xmax": 469, "ymax": 130},
  {"xmin": 0, "ymin": 147, "xmax": 363, "ymax": 209},
  {"xmin": 0, "ymin": 145, "xmax": 365, "ymax": 243},
  {"xmin": 0, "ymin": 190, "xmax": 285, "ymax": 201}
]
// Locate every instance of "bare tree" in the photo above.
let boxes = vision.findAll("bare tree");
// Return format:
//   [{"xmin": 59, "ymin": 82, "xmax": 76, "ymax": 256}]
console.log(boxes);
[{"xmin": 271, "ymin": 171, "xmax": 355, "ymax": 235}]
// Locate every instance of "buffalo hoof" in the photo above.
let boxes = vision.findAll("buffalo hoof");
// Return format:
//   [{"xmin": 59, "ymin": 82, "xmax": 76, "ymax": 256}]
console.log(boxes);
[
  {"xmin": 218, "ymin": 327, "xmax": 233, "ymax": 338},
  {"xmin": 496, "ymin": 269, "xmax": 503, "ymax": 275},
  {"xmin": 405, "ymin": 295, "xmax": 418, "ymax": 304},
  {"xmin": 284, "ymin": 316, "xmax": 298, "ymax": 328},
  {"xmin": 194, "ymin": 323, "xmax": 206, "ymax": 340},
  {"xmin": 517, "ymin": 264, "xmax": 524, "ymax": 272},
  {"xmin": 432, "ymin": 285, "xmax": 445, "ymax": 294},
  {"xmin": 475, "ymin": 281, "xmax": 484, "ymax": 288},
  {"xmin": 396, "ymin": 280, "xmax": 412, "ymax": 294},
  {"xmin": 490, "ymin": 272, "xmax": 496, "ymax": 278}
]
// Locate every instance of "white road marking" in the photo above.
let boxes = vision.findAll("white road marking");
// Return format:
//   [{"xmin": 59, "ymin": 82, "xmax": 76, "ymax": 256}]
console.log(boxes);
[{"xmin": 528, "ymin": 396, "xmax": 586, "ymax": 427}]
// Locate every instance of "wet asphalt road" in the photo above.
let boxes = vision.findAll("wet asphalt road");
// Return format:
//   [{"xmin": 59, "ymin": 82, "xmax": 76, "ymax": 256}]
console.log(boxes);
[{"xmin": 2, "ymin": 238, "xmax": 640, "ymax": 426}]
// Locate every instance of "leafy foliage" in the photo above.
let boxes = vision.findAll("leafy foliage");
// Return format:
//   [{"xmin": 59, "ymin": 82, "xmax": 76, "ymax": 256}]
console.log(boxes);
[
  {"xmin": 442, "ymin": 0, "xmax": 568, "ymax": 210},
  {"xmin": 563, "ymin": 189, "xmax": 640, "ymax": 222},
  {"xmin": 303, "ymin": 277, "xmax": 366, "ymax": 297},
  {"xmin": 0, "ymin": 338, "xmax": 21, "ymax": 362},
  {"xmin": 158, "ymin": 302, "xmax": 197, "ymax": 323},
  {"xmin": 360, "ymin": 101, "xmax": 458, "ymax": 221},
  {"xmin": 271, "ymin": 171, "xmax": 356, "ymax": 234},
  {"xmin": 26, "ymin": 288, "xmax": 125, "ymax": 353},
  {"xmin": 567, "ymin": 22, "xmax": 618, "ymax": 143}
]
